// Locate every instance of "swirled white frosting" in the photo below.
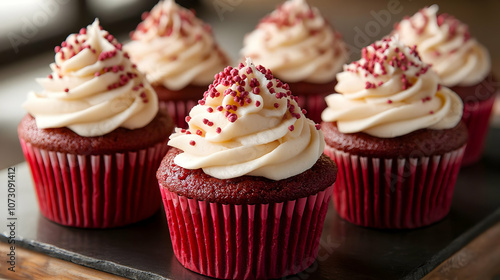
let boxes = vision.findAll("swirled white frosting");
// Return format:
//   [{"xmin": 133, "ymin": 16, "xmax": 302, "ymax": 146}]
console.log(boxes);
[
  {"xmin": 240, "ymin": 0, "xmax": 347, "ymax": 84},
  {"xmin": 125, "ymin": 0, "xmax": 229, "ymax": 90},
  {"xmin": 168, "ymin": 58, "xmax": 325, "ymax": 180},
  {"xmin": 23, "ymin": 19, "xmax": 158, "ymax": 137},
  {"xmin": 322, "ymin": 36, "xmax": 463, "ymax": 138},
  {"xmin": 395, "ymin": 5, "xmax": 491, "ymax": 87}
]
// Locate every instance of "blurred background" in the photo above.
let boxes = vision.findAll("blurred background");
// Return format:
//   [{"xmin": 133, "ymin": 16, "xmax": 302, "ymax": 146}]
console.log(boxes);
[{"xmin": 1, "ymin": 0, "xmax": 500, "ymax": 169}]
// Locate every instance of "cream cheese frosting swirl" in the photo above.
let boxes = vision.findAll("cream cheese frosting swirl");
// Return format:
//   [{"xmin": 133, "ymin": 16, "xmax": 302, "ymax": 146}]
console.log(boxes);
[
  {"xmin": 23, "ymin": 19, "xmax": 158, "ymax": 137},
  {"xmin": 125, "ymin": 0, "xmax": 229, "ymax": 90},
  {"xmin": 394, "ymin": 5, "xmax": 491, "ymax": 87},
  {"xmin": 168, "ymin": 58, "xmax": 325, "ymax": 180},
  {"xmin": 240, "ymin": 0, "xmax": 348, "ymax": 84},
  {"xmin": 321, "ymin": 36, "xmax": 463, "ymax": 138}
]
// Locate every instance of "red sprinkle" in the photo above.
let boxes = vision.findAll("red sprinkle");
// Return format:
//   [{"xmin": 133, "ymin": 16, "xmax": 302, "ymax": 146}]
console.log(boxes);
[
  {"xmin": 189, "ymin": 140, "xmax": 196, "ymax": 146},
  {"xmin": 274, "ymin": 103, "xmax": 279, "ymax": 108},
  {"xmin": 216, "ymin": 127, "xmax": 221, "ymax": 133},
  {"xmin": 207, "ymin": 107, "xmax": 214, "ymax": 113},
  {"xmin": 64, "ymin": 88, "xmax": 69, "ymax": 93},
  {"xmin": 255, "ymin": 101, "xmax": 261, "ymax": 107},
  {"xmin": 228, "ymin": 113, "xmax": 238, "ymax": 123},
  {"xmin": 196, "ymin": 130, "xmax": 203, "ymax": 136},
  {"xmin": 288, "ymin": 125, "xmax": 294, "ymax": 131},
  {"xmin": 185, "ymin": 116, "xmax": 192, "ymax": 122},
  {"xmin": 315, "ymin": 124, "xmax": 321, "ymax": 130}
]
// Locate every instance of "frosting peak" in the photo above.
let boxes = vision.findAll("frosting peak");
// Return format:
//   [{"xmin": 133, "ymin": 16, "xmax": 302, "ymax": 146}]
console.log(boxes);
[
  {"xmin": 23, "ymin": 19, "xmax": 158, "ymax": 137},
  {"xmin": 395, "ymin": 5, "xmax": 491, "ymax": 87},
  {"xmin": 168, "ymin": 58, "xmax": 325, "ymax": 180},
  {"xmin": 241, "ymin": 0, "xmax": 348, "ymax": 83},
  {"xmin": 322, "ymin": 36, "xmax": 463, "ymax": 138},
  {"xmin": 125, "ymin": 0, "xmax": 229, "ymax": 90}
]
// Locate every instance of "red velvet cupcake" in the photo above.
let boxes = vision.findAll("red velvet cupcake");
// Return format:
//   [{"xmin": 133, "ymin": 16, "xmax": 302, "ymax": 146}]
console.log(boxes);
[
  {"xmin": 321, "ymin": 36, "xmax": 467, "ymax": 229},
  {"xmin": 240, "ymin": 0, "xmax": 348, "ymax": 123},
  {"xmin": 18, "ymin": 19, "xmax": 174, "ymax": 228},
  {"xmin": 394, "ymin": 5, "xmax": 497, "ymax": 165},
  {"xmin": 126, "ymin": 0, "xmax": 230, "ymax": 128},
  {"xmin": 157, "ymin": 58, "xmax": 337, "ymax": 279}
]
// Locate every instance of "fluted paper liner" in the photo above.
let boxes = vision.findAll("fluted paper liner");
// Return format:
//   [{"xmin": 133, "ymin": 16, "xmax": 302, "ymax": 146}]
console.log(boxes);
[
  {"xmin": 461, "ymin": 95, "xmax": 495, "ymax": 165},
  {"xmin": 160, "ymin": 185, "xmax": 334, "ymax": 279},
  {"xmin": 296, "ymin": 94, "xmax": 327, "ymax": 124},
  {"xmin": 160, "ymin": 99, "xmax": 197, "ymax": 128},
  {"xmin": 19, "ymin": 138, "xmax": 168, "ymax": 228},
  {"xmin": 324, "ymin": 145, "xmax": 465, "ymax": 229}
]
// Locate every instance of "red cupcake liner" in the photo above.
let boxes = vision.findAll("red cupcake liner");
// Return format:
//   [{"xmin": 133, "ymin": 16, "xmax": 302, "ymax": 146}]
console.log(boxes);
[
  {"xmin": 296, "ymin": 94, "xmax": 328, "ymax": 124},
  {"xmin": 160, "ymin": 185, "xmax": 334, "ymax": 279},
  {"xmin": 324, "ymin": 145, "xmax": 465, "ymax": 229},
  {"xmin": 19, "ymin": 138, "xmax": 168, "ymax": 228},
  {"xmin": 460, "ymin": 95, "xmax": 496, "ymax": 165},
  {"xmin": 160, "ymin": 99, "xmax": 198, "ymax": 128}
]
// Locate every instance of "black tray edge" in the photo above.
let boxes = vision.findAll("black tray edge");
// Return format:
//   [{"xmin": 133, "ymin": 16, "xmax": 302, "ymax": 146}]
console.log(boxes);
[{"xmin": 405, "ymin": 208, "xmax": 500, "ymax": 280}]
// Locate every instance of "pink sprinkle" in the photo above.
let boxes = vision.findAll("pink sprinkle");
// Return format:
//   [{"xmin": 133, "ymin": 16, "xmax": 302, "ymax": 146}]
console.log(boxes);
[
  {"xmin": 246, "ymin": 67, "xmax": 253, "ymax": 74},
  {"xmin": 189, "ymin": 140, "xmax": 196, "ymax": 146},
  {"xmin": 203, "ymin": 119, "xmax": 209, "ymax": 125},
  {"xmin": 387, "ymin": 100, "xmax": 393, "ymax": 104},
  {"xmin": 253, "ymin": 87, "xmax": 260, "ymax": 94},
  {"xmin": 207, "ymin": 121, "xmax": 214, "ymax": 127},
  {"xmin": 185, "ymin": 116, "xmax": 191, "ymax": 122},
  {"xmin": 437, "ymin": 84, "xmax": 442, "ymax": 90},
  {"xmin": 217, "ymin": 106, "xmax": 223, "ymax": 111},
  {"xmin": 95, "ymin": 72, "xmax": 100, "ymax": 77},
  {"xmin": 216, "ymin": 127, "xmax": 221, "ymax": 134},
  {"xmin": 315, "ymin": 124, "xmax": 321, "ymax": 130},
  {"xmin": 48, "ymin": 74, "xmax": 53, "ymax": 79},
  {"xmin": 207, "ymin": 107, "xmax": 214, "ymax": 113},
  {"xmin": 228, "ymin": 114, "xmax": 238, "ymax": 123},
  {"xmin": 267, "ymin": 82, "xmax": 273, "ymax": 89},
  {"xmin": 302, "ymin": 109, "xmax": 307, "ymax": 115},
  {"xmin": 288, "ymin": 125, "xmax": 294, "ymax": 131},
  {"xmin": 79, "ymin": 28, "xmax": 87, "ymax": 35},
  {"xmin": 196, "ymin": 130, "xmax": 202, "ymax": 136},
  {"xmin": 54, "ymin": 46, "xmax": 61, "ymax": 53},
  {"xmin": 430, "ymin": 111, "xmax": 434, "ymax": 114}
]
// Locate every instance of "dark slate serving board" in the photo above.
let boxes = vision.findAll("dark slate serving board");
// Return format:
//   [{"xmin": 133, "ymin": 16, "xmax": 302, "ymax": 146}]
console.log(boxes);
[{"xmin": 1, "ymin": 128, "xmax": 499, "ymax": 280}]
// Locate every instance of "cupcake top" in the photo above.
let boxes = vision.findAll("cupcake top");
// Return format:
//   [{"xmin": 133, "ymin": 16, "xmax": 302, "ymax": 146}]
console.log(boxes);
[
  {"xmin": 125, "ymin": 0, "xmax": 230, "ymax": 90},
  {"xmin": 321, "ymin": 36, "xmax": 463, "ymax": 138},
  {"xmin": 240, "ymin": 0, "xmax": 348, "ymax": 84},
  {"xmin": 23, "ymin": 19, "xmax": 158, "ymax": 137},
  {"xmin": 394, "ymin": 5, "xmax": 491, "ymax": 87},
  {"xmin": 168, "ymin": 58, "xmax": 325, "ymax": 180}
]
